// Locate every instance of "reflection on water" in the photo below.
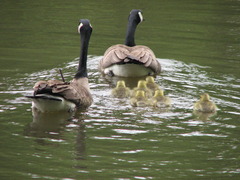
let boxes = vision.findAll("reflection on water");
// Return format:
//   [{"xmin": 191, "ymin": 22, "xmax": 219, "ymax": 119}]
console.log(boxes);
[
  {"xmin": 24, "ymin": 108, "xmax": 74, "ymax": 139},
  {"xmin": 193, "ymin": 110, "xmax": 217, "ymax": 121}
]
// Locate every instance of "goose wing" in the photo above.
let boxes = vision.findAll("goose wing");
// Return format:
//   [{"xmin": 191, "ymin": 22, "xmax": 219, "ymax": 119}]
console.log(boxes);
[
  {"xmin": 99, "ymin": 44, "xmax": 161, "ymax": 74},
  {"xmin": 99, "ymin": 44, "xmax": 130, "ymax": 70},
  {"xmin": 32, "ymin": 80, "xmax": 92, "ymax": 108},
  {"xmin": 53, "ymin": 82, "xmax": 92, "ymax": 108},
  {"xmin": 131, "ymin": 45, "xmax": 161, "ymax": 73}
]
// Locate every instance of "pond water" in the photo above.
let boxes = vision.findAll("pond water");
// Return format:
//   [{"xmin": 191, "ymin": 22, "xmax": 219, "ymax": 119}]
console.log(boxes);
[{"xmin": 0, "ymin": 0, "xmax": 239, "ymax": 179}]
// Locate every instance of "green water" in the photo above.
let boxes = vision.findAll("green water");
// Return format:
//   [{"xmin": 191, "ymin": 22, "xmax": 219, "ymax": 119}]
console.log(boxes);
[{"xmin": 0, "ymin": 0, "xmax": 239, "ymax": 179}]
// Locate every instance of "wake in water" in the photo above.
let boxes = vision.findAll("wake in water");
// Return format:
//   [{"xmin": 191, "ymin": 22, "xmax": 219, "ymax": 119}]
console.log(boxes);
[{"xmin": 0, "ymin": 55, "xmax": 239, "ymax": 120}]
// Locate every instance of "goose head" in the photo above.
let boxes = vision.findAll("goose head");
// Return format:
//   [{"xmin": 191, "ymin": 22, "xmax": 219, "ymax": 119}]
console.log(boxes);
[
  {"xmin": 78, "ymin": 19, "xmax": 92, "ymax": 35},
  {"xmin": 129, "ymin": 9, "xmax": 144, "ymax": 24}
]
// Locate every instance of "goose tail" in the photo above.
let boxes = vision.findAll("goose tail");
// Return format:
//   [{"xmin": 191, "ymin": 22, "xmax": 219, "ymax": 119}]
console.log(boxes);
[{"xmin": 26, "ymin": 94, "xmax": 76, "ymax": 113}]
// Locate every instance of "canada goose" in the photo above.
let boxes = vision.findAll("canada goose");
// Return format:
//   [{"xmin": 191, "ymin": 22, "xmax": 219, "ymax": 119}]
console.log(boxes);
[
  {"xmin": 99, "ymin": 9, "xmax": 161, "ymax": 77},
  {"xmin": 194, "ymin": 93, "xmax": 217, "ymax": 113},
  {"xmin": 132, "ymin": 80, "xmax": 152, "ymax": 98},
  {"xmin": 145, "ymin": 76, "xmax": 160, "ymax": 93},
  {"xmin": 26, "ymin": 19, "xmax": 93, "ymax": 112},
  {"xmin": 130, "ymin": 90, "xmax": 149, "ymax": 107},
  {"xmin": 151, "ymin": 89, "xmax": 171, "ymax": 108},
  {"xmin": 111, "ymin": 80, "xmax": 131, "ymax": 98}
]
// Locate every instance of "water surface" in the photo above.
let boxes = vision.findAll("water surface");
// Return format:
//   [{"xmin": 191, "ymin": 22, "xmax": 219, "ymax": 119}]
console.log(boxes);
[{"xmin": 0, "ymin": 0, "xmax": 239, "ymax": 179}]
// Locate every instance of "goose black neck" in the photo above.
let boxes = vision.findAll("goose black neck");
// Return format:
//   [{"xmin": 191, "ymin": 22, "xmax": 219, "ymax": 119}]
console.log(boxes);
[
  {"xmin": 74, "ymin": 32, "xmax": 91, "ymax": 79},
  {"xmin": 125, "ymin": 18, "xmax": 138, "ymax": 47}
]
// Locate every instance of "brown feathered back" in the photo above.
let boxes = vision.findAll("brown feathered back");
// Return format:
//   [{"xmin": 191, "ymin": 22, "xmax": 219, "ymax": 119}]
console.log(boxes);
[
  {"xmin": 99, "ymin": 44, "xmax": 161, "ymax": 75},
  {"xmin": 33, "ymin": 78, "xmax": 92, "ymax": 108}
]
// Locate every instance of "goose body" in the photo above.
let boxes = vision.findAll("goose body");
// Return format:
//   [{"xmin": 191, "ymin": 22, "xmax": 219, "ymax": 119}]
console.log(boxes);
[
  {"xmin": 151, "ymin": 89, "xmax": 171, "ymax": 108},
  {"xmin": 99, "ymin": 9, "xmax": 161, "ymax": 77},
  {"xmin": 111, "ymin": 80, "xmax": 131, "ymax": 98},
  {"xmin": 26, "ymin": 19, "xmax": 93, "ymax": 112},
  {"xmin": 194, "ymin": 93, "xmax": 217, "ymax": 113}
]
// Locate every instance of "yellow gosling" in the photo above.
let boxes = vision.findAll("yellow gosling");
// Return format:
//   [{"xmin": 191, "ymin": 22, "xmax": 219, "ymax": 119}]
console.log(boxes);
[
  {"xmin": 111, "ymin": 80, "xmax": 131, "ymax": 98},
  {"xmin": 132, "ymin": 80, "xmax": 152, "ymax": 98},
  {"xmin": 146, "ymin": 76, "xmax": 160, "ymax": 93},
  {"xmin": 130, "ymin": 90, "xmax": 149, "ymax": 107},
  {"xmin": 151, "ymin": 89, "xmax": 171, "ymax": 108},
  {"xmin": 194, "ymin": 93, "xmax": 217, "ymax": 113}
]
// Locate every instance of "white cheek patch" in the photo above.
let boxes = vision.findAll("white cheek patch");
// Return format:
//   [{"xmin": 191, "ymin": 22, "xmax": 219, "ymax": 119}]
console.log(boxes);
[
  {"xmin": 138, "ymin": 12, "xmax": 143, "ymax": 22},
  {"xmin": 78, "ymin": 23, "xmax": 83, "ymax": 33}
]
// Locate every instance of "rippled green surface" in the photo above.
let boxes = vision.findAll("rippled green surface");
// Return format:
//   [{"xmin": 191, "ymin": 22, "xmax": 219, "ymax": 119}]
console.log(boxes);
[{"xmin": 0, "ymin": 0, "xmax": 239, "ymax": 179}]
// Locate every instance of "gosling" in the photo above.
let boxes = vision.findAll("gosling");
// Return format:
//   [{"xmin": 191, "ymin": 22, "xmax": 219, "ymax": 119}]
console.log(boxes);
[
  {"xmin": 130, "ymin": 90, "xmax": 149, "ymax": 107},
  {"xmin": 132, "ymin": 80, "xmax": 152, "ymax": 98},
  {"xmin": 111, "ymin": 80, "xmax": 131, "ymax": 98},
  {"xmin": 145, "ymin": 76, "xmax": 160, "ymax": 94},
  {"xmin": 194, "ymin": 93, "xmax": 217, "ymax": 113},
  {"xmin": 151, "ymin": 89, "xmax": 171, "ymax": 108}
]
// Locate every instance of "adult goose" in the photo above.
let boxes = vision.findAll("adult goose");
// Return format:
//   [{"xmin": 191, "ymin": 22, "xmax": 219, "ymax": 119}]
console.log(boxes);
[
  {"xmin": 26, "ymin": 19, "xmax": 93, "ymax": 112},
  {"xmin": 99, "ymin": 9, "xmax": 161, "ymax": 77}
]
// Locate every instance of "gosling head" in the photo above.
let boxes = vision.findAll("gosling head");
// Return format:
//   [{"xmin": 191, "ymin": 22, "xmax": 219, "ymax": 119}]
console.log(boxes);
[
  {"xmin": 154, "ymin": 89, "xmax": 164, "ymax": 97},
  {"xmin": 200, "ymin": 93, "xmax": 211, "ymax": 101},
  {"xmin": 137, "ymin": 80, "xmax": 147, "ymax": 88},
  {"xmin": 116, "ymin": 80, "xmax": 126, "ymax": 88},
  {"xmin": 146, "ymin": 76, "xmax": 155, "ymax": 83},
  {"xmin": 135, "ymin": 90, "xmax": 145, "ymax": 97}
]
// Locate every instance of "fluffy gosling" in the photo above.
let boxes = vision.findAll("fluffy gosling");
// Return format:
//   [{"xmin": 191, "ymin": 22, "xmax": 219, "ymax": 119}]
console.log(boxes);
[
  {"xmin": 111, "ymin": 80, "xmax": 131, "ymax": 98},
  {"xmin": 151, "ymin": 89, "xmax": 171, "ymax": 108},
  {"xmin": 130, "ymin": 90, "xmax": 149, "ymax": 107},
  {"xmin": 194, "ymin": 93, "xmax": 217, "ymax": 113}
]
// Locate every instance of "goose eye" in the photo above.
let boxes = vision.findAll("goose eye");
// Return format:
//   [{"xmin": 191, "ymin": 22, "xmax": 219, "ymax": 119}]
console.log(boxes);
[
  {"xmin": 78, "ymin": 23, "xmax": 83, "ymax": 33},
  {"xmin": 138, "ymin": 12, "xmax": 143, "ymax": 22}
]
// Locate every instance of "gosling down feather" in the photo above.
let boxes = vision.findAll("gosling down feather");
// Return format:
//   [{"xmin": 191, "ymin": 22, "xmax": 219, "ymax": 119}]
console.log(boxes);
[
  {"xmin": 111, "ymin": 80, "xmax": 131, "ymax": 98},
  {"xmin": 194, "ymin": 93, "xmax": 217, "ymax": 113},
  {"xmin": 130, "ymin": 90, "xmax": 149, "ymax": 107},
  {"xmin": 145, "ymin": 76, "xmax": 160, "ymax": 93},
  {"xmin": 26, "ymin": 19, "xmax": 93, "ymax": 112},
  {"xmin": 151, "ymin": 89, "xmax": 171, "ymax": 108},
  {"xmin": 99, "ymin": 9, "xmax": 161, "ymax": 77},
  {"xmin": 132, "ymin": 80, "xmax": 152, "ymax": 98}
]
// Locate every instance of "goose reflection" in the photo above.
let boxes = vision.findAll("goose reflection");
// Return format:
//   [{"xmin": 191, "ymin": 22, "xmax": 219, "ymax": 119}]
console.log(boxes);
[
  {"xmin": 24, "ymin": 108, "xmax": 74, "ymax": 139},
  {"xmin": 24, "ymin": 108, "xmax": 88, "ymax": 166}
]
